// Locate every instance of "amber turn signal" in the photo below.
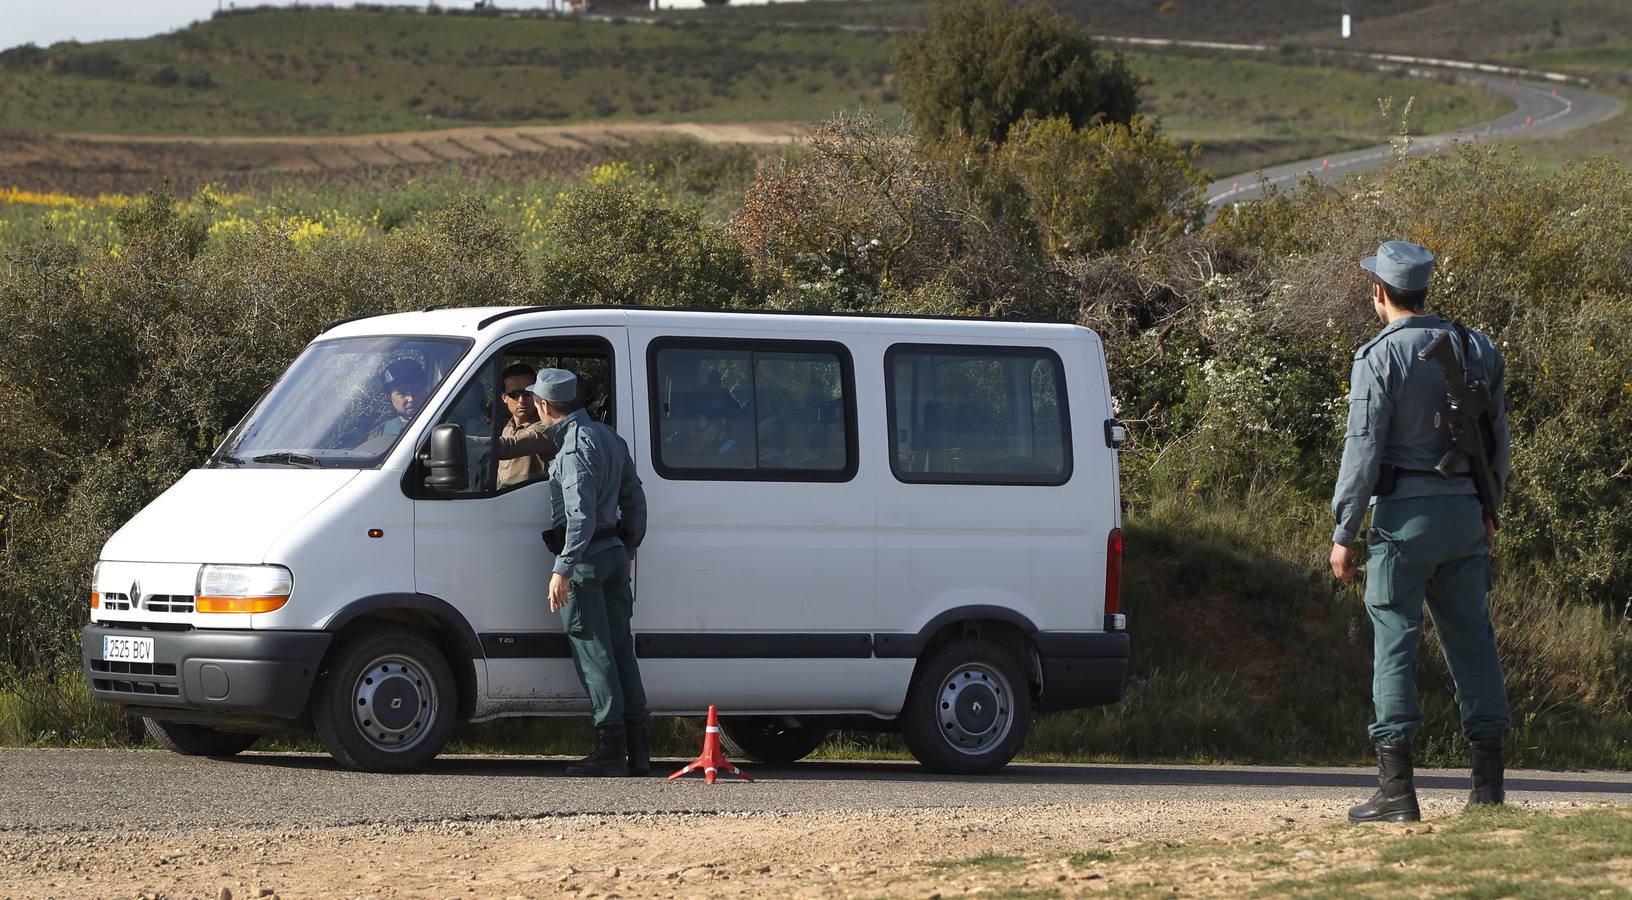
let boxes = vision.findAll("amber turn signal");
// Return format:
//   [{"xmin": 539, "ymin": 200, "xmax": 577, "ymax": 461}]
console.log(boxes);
[
  {"xmin": 196, "ymin": 596, "xmax": 290, "ymax": 614},
  {"xmin": 91, "ymin": 591, "xmax": 100, "ymax": 609}
]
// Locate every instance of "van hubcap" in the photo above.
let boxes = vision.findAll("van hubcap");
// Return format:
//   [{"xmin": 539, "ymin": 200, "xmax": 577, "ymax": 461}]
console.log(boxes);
[
  {"xmin": 352, "ymin": 654, "xmax": 437, "ymax": 753},
  {"xmin": 936, "ymin": 664, "xmax": 1013, "ymax": 756}
]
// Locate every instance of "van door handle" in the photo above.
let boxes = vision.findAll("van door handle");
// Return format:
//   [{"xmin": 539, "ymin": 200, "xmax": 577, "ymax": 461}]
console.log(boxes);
[{"xmin": 1104, "ymin": 419, "xmax": 1127, "ymax": 449}]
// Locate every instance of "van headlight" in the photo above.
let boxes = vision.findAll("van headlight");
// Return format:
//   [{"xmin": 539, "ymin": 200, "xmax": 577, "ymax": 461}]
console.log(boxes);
[{"xmin": 196, "ymin": 564, "xmax": 293, "ymax": 614}]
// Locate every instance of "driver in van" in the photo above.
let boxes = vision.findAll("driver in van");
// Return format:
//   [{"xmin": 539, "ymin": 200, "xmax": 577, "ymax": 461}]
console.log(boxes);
[{"xmin": 369, "ymin": 358, "xmax": 426, "ymax": 439}]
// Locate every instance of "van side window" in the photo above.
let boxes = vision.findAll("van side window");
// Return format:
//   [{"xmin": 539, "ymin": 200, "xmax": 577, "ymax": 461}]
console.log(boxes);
[
  {"xmin": 649, "ymin": 339, "xmax": 857, "ymax": 482},
  {"xmin": 886, "ymin": 345, "xmax": 1072, "ymax": 485},
  {"xmin": 419, "ymin": 336, "xmax": 616, "ymax": 499}
]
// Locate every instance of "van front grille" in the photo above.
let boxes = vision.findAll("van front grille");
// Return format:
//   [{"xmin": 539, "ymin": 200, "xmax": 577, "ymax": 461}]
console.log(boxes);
[
  {"xmin": 143, "ymin": 595, "xmax": 195, "ymax": 613},
  {"xmin": 98, "ymin": 592, "xmax": 194, "ymax": 613}
]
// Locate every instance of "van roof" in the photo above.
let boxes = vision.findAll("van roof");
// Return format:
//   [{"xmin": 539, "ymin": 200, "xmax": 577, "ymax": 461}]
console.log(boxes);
[{"xmin": 318, "ymin": 305, "xmax": 1100, "ymax": 344}]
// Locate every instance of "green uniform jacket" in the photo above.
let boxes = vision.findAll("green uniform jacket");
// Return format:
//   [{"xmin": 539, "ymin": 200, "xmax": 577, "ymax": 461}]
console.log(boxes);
[
  {"xmin": 542, "ymin": 409, "xmax": 647, "ymax": 577},
  {"xmin": 1331, "ymin": 314, "xmax": 1511, "ymax": 546}
]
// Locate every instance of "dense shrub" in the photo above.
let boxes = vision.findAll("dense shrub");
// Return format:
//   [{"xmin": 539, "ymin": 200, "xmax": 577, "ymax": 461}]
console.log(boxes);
[
  {"xmin": 893, "ymin": 0, "xmax": 1140, "ymax": 144},
  {"xmin": 537, "ymin": 181, "xmax": 765, "ymax": 309},
  {"xmin": 1, "ymin": 122, "xmax": 1628, "ymax": 765},
  {"xmin": 995, "ymin": 115, "xmax": 1207, "ymax": 254}
]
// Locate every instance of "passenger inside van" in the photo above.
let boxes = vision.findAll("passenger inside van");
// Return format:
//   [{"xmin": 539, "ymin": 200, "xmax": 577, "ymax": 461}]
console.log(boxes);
[
  {"xmin": 670, "ymin": 391, "xmax": 753, "ymax": 469},
  {"xmin": 496, "ymin": 362, "xmax": 553, "ymax": 488}
]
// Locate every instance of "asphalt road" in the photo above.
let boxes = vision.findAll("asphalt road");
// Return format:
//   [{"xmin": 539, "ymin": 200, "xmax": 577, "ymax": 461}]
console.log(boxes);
[
  {"xmin": 1207, "ymin": 75, "xmax": 1625, "ymax": 208},
  {"xmin": 2, "ymin": 749, "xmax": 1629, "ymax": 833}
]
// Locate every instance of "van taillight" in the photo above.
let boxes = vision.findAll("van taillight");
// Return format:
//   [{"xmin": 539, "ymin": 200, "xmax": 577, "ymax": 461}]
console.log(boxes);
[{"xmin": 1105, "ymin": 528, "xmax": 1123, "ymax": 617}]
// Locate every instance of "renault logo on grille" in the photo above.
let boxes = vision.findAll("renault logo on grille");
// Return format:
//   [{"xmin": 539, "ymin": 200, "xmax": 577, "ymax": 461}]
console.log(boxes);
[{"xmin": 129, "ymin": 581, "xmax": 143, "ymax": 610}]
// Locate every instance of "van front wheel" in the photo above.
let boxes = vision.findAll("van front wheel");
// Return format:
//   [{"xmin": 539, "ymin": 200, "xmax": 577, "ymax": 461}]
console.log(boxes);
[
  {"xmin": 143, "ymin": 718, "xmax": 259, "ymax": 757},
  {"xmin": 901, "ymin": 638, "xmax": 1031, "ymax": 775},
  {"xmin": 718, "ymin": 716, "xmax": 829, "ymax": 764},
  {"xmin": 312, "ymin": 626, "xmax": 456, "ymax": 773}
]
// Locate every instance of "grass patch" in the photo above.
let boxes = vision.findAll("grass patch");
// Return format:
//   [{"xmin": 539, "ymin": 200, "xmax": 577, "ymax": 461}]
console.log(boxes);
[
  {"xmin": 1065, "ymin": 849, "xmax": 1115, "ymax": 866},
  {"xmin": 1257, "ymin": 807, "xmax": 1632, "ymax": 897},
  {"xmin": 927, "ymin": 851, "xmax": 1026, "ymax": 871}
]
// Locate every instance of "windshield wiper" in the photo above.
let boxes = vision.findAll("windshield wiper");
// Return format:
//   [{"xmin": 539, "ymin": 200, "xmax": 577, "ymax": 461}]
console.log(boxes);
[
  {"xmin": 209, "ymin": 454, "xmax": 245, "ymax": 468},
  {"xmin": 251, "ymin": 452, "xmax": 323, "ymax": 469}
]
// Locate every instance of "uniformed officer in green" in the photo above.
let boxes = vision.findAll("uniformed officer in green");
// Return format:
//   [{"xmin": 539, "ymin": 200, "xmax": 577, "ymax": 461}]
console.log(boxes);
[
  {"xmin": 1330, "ymin": 241, "xmax": 1512, "ymax": 823},
  {"xmin": 530, "ymin": 368, "xmax": 651, "ymax": 777}
]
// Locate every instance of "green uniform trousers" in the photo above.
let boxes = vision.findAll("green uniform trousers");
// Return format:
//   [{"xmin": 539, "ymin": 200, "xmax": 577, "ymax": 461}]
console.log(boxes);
[
  {"xmin": 1365, "ymin": 493, "xmax": 1510, "ymax": 745},
  {"xmin": 561, "ymin": 543, "xmax": 648, "ymax": 727}
]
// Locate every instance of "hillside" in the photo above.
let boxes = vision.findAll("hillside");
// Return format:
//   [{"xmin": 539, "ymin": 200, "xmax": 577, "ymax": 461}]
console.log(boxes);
[{"xmin": 0, "ymin": 6, "xmax": 1512, "ymax": 189}]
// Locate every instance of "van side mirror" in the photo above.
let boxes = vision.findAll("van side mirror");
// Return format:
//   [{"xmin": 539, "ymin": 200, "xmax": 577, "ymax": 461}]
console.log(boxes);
[{"xmin": 421, "ymin": 423, "xmax": 469, "ymax": 492}]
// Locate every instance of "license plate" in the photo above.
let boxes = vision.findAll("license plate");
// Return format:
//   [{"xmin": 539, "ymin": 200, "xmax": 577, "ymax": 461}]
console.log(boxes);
[{"xmin": 102, "ymin": 636, "xmax": 154, "ymax": 664}]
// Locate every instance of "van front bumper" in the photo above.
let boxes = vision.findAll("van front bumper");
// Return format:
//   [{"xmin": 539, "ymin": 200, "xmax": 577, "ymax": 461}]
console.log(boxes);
[
  {"xmin": 81, "ymin": 624, "xmax": 332, "ymax": 720},
  {"xmin": 1034, "ymin": 632, "xmax": 1130, "ymax": 713}
]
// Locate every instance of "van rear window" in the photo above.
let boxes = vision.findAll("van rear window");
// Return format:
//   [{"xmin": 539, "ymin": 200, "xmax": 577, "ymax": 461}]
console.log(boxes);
[
  {"xmin": 649, "ymin": 339, "xmax": 857, "ymax": 482},
  {"xmin": 886, "ymin": 345, "xmax": 1072, "ymax": 485}
]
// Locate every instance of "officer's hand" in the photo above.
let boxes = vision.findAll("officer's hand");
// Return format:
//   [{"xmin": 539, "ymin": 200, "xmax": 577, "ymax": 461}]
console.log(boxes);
[
  {"xmin": 1484, "ymin": 517, "xmax": 1497, "ymax": 553},
  {"xmin": 1330, "ymin": 543, "xmax": 1358, "ymax": 583},
  {"xmin": 549, "ymin": 572, "xmax": 570, "ymax": 613}
]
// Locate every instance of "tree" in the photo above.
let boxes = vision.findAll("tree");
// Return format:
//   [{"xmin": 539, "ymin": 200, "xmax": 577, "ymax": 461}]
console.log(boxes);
[{"xmin": 893, "ymin": 0, "xmax": 1140, "ymax": 145}]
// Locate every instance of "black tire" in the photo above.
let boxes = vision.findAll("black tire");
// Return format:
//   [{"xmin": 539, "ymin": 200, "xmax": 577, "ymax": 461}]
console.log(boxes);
[
  {"xmin": 143, "ymin": 717, "xmax": 260, "ymax": 757},
  {"xmin": 312, "ymin": 626, "xmax": 457, "ymax": 773},
  {"xmin": 718, "ymin": 716, "xmax": 829, "ymax": 764},
  {"xmin": 900, "ymin": 637, "xmax": 1032, "ymax": 775}
]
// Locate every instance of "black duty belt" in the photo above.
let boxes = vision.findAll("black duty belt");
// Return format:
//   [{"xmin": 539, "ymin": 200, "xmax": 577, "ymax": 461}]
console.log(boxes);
[{"xmin": 541, "ymin": 523, "xmax": 621, "ymax": 555}]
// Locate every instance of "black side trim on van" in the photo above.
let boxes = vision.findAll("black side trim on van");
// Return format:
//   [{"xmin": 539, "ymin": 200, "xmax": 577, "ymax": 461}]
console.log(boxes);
[
  {"xmin": 481, "ymin": 633, "xmax": 572, "ymax": 659},
  {"xmin": 636, "ymin": 633, "xmax": 874, "ymax": 659},
  {"xmin": 324, "ymin": 594, "xmax": 485, "ymax": 661},
  {"xmin": 872, "ymin": 606, "xmax": 1041, "ymax": 659}
]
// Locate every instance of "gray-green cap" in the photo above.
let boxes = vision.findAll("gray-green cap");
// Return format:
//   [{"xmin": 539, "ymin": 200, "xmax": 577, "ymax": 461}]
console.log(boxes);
[
  {"xmin": 1360, "ymin": 240, "xmax": 1435, "ymax": 291},
  {"xmin": 529, "ymin": 368, "xmax": 578, "ymax": 403}
]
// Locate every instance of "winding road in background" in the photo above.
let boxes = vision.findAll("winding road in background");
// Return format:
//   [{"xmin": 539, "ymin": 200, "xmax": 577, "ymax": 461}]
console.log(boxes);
[
  {"xmin": 1207, "ymin": 75, "xmax": 1623, "ymax": 208},
  {"xmin": 1121, "ymin": 34, "xmax": 1632, "ymax": 209}
]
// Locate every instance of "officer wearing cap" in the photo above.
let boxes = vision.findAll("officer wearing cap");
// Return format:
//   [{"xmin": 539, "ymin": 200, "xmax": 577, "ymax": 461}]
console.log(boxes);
[
  {"xmin": 1331, "ymin": 240, "xmax": 1512, "ymax": 824},
  {"xmin": 531, "ymin": 368, "xmax": 650, "ymax": 777},
  {"xmin": 369, "ymin": 359, "xmax": 427, "ymax": 438}
]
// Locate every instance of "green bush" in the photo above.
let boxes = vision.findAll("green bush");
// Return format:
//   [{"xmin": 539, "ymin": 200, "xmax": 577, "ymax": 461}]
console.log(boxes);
[{"xmin": 893, "ymin": 0, "xmax": 1140, "ymax": 145}]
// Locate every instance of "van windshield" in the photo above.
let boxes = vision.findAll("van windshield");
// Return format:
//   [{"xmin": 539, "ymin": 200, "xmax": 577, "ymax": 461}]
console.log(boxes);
[{"xmin": 213, "ymin": 336, "xmax": 471, "ymax": 469}]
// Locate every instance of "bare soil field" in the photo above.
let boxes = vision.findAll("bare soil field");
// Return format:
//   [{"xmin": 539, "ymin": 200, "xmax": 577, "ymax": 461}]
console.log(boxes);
[
  {"xmin": 0, "ymin": 122, "xmax": 804, "ymax": 195},
  {"xmin": 6, "ymin": 798, "xmax": 1630, "ymax": 899}
]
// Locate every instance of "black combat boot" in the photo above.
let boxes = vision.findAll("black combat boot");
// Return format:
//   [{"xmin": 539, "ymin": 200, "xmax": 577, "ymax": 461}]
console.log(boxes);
[
  {"xmin": 625, "ymin": 718, "xmax": 651, "ymax": 776},
  {"xmin": 1466, "ymin": 739, "xmax": 1505, "ymax": 808},
  {"xmin": 566, "ymin": 723, "xmax": 630, "ymax": 777},
  {"xmin": 1348, "ymin": 743, "xmax": 1422, "ymax": 824}
]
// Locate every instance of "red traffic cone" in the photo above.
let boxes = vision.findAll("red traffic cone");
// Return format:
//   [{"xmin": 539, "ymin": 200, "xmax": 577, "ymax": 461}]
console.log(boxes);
[
  {"xmin": 1321, "ymin": 158, "xmax": 1330, "ymax": 170},
  {"xmin": 668, "ymin": 705, "xmax": 752, "ymax": 784}
]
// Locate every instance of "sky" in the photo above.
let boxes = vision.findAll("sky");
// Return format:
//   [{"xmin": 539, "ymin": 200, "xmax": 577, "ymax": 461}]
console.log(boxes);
[{"xmin": 0, "ymin": 0, "xmax": 769, "ymax": 50}]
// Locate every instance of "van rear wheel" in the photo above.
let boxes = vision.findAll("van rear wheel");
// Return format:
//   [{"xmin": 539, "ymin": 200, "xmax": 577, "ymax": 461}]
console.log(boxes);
[
  {"xmin": 143, "ymin": 717, "xmax": 259, "ymax": 757},
  {"xmin": 901, "ymin": 638, "xmax": 1031, "ymax": 775},
  {"xmin": 718, "ymin": 716, "xmax": 829, "ymax": 764},
  {"xmin": 312, "ymin": 626, "xmax": 456, "ymax": 773}
]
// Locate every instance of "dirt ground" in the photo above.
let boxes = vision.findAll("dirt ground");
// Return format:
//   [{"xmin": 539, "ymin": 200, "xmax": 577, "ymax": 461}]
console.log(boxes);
[
  {"xmin": 0, "ymin": 121, "xmax": 804, "ymax": 195},
  {"xmin": 4, "ymin": 797, "xmax": 1625, "ymax": 900}
]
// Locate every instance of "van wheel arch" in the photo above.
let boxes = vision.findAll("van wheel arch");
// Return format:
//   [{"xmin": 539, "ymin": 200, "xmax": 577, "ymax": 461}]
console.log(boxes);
[
  {"xmin": 324, "ymin": 594, "xmax": 482, "ymax": 720},
  {"xmin": 909, "ymin": 609, "xmax": 1043, "ymax": 701}
]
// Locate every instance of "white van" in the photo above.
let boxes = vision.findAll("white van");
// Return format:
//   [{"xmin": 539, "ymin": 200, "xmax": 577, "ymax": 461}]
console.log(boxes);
[{"xmin": 82, "ymin": 307, "xmax": 1128, "ymax": 774}]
